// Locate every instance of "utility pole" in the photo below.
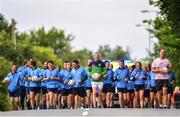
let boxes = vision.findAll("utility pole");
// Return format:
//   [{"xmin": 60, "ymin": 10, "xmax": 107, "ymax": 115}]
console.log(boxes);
[{"xmin": 11, "ymin": 18, "xmax": 17, "ymax": 50}]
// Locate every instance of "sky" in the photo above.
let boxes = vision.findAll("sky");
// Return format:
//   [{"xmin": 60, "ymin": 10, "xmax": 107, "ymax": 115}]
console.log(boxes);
[{"xmin": 0, "ymin": 0, "xmax": 159, "ymax": 59}]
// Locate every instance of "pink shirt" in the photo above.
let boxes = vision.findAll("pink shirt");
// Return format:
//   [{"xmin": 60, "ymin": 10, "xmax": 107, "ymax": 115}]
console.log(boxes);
[{"xmin": 151, "ymin": 58, "xmax": 171, "ymax": 80}]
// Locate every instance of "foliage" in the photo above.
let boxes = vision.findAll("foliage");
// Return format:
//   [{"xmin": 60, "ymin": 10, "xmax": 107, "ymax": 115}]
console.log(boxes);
[{"xmin": 149, "ymin": 0, "xmax": 180, "ymax": 85}]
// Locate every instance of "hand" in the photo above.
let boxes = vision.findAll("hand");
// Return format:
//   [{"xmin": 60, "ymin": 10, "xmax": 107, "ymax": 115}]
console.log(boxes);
[
  {"xmin": 78, "ymin": 80, "xmax": 81, "ymax": 84},
  {"xmin": 50, "ymin": 77, "xmax": 56, "ymax": 80},
  {"xmin": 135, "ymin": 74, "xmax": 139, "ymax": 79},
  {"xmin": 27, "ymin": 77, "xmax": 32, "ymax": 81},
  {"xmin": 125, "ymin": 78, "xmax": 128, "ymax": 82},
  {"xmin": 142, "ymin": 75, "xmax": 146, "ymax": 79},
  {"xmin": 64, "ymin": 82, "xmax": 67, "ymax": 85}
]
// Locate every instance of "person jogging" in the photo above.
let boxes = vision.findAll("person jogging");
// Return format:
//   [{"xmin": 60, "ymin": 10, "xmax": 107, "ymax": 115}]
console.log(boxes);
[
  {"xmin": 151, "ymin": 49, "xmax": 172, "ymax": 108},
  {"xmin": 87, "ymin": 52, "xmax": 107, "ymax": 108},
  {"xmin": 2, "ymin": 65, "xmax": 23, "ymax": 110}
]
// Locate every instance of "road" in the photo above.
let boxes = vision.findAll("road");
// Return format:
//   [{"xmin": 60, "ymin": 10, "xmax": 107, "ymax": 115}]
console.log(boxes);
[{"xmin": 0, "ymin": 108, "xmax": 180, "ymax": 117}]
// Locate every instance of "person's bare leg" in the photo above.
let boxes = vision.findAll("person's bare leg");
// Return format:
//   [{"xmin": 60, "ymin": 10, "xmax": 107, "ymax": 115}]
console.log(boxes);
[
  {"xmin": 163, "ymin": 87, "xmax": 168, "ymax": 107},
  {"xmin": 139, "ymin": 90, "xmax": 144, "ymax": 108},
  {"xmin": 92, "ymin": 87, "xmax": 97, "ymax": 107}
]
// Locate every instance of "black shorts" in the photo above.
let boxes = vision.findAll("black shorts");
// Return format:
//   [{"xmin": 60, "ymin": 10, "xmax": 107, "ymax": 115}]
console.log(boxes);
[
  {"xmin": 73, "ymin": 87, "xmax": 86, "ymax": 97},
  {"xmin": 62, "ymin": 89, "xmax": 73, "ymax": 96},
  {"xmin": 58, "ymin": 89, "xmax": 62, "ymax": 94},
  {"xmin": 168, "ymin": 85, "xmax": 173, "ymax": 95},
  {"xmin": 150, "ymin": 86, "xmax": 157, "ymax": 93},
  {"xmin": 29, "ymin": 87, "xmax": 40, "ymax": 94},
  {"xmin": 144, "ymin": 89, "xmax": 150, "ymax": 98},
  {"xmin": 9, "ymin": 89, "xmax": 19, "ymax": 97},
  {"xmin": 85, "ymin": 87, "xmax": 92, "ymax": 92},
  {"xmin": 117, "ymin": 88, "xmax": 127, "ymax": 93},
  {"xmin": 41, "ymin": 87, "xmax": 47, "ymax": 94},
  {"xmin": 134, "ymin": 84, "xmax": 144, "ymax": 91},
  {"xmin": 102, "ymin": 84, "xmax": 114, "ymax": 93},
  {"xmin": 155, "ymin": 79, "xmax": 169, "ymax": 91},
  {"xmin": 47, "ymin": 88, "xmax": 58, "ymax": 93},
  {"xmin": 127, "ymin": 89, "xmax": 134, "ymax": 93},
  {"xmin": 26, "ymin": 87, "xmax": 30, "ymax": 95}
]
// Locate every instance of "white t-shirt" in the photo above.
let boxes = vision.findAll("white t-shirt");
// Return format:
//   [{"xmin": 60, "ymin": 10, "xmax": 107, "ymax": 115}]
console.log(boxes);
[{"xmin": 151, "ymin": 58, "xmax": 171, "ymax": 80}]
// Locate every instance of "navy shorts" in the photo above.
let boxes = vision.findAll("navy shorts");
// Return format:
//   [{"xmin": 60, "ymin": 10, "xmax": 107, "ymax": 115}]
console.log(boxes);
[
  {"xmin": 29, "ymin": 87, "xmax": 40, "ymax": 94},
  {"xmin": 103, "ymin": 84, "xmax": 114, "ymax": 93},
  {"xmin": 134, "ymin": 84, "xmax": 144, "ymax": 91},
  {"xmin": 72, "ymin": 87, "xmax": 86, "ymax": 97},
  {"xmin": 117, "ymin": 88, "xmax": 127, "ymax": 93},
  {"xmin": 127, "ymin": 89, "xmax": 134, "ymax": 93},
  {"xmin": 85, "ymin": 87, "xmax": 92, "ymax": 92},
  {"xmin": 150, "ymin": 86, "xmax": 157, "ymax": 93},
  {"xmin": 47, "ymin": 88, "xmax": 58, "ymax": 93},
  {"xmin": 9, "ymin": 89, "xmax": 19, "ymax": 97},
  {"xmin": 144, "ymin": 89, "xmax": 150, "ymax": 98},
  {"xmin": 62, "ymin": 89, "xmax": 73, "ymax": 96},
  {"xmin": 26, "ymin": 87, "xmax": 30, "ymax": 95},
  {"xmin": 41, "ymin": 87, "xmax": 47, "ymax": 94}
]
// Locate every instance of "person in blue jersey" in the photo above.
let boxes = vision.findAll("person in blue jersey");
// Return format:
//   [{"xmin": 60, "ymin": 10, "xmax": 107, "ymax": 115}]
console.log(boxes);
[
  {"xmin": 17, "ymin": 59, "xmax": 30, "ymax": 110},
  {"xmin": 85, "ymin": 66, "xmax": 93, "ymax": 108},
  {"xmin": 102, "ymin": 61, "xmax": 114, "ymax": 108},
  {"xmin": 40, "ymin": 61, "xmax": 48, "ymax": 109},
  {"xmin": 143, "ymin": 66, "xmax": 151, "ymax": 108},
  {"xmin": 105, "ymin": 63, "xmax": 115, "ymax": 108},
  {"xmin": 71, "ymin": 60, "xmax": 87, "ymax": 109},
  {"xmin": 114, "ymin": 60, "xmax": 129, "ymax": 108},
  {"xmin": 41, "ymin": 60, "xmax": 60, "ymax": 109},
  {"xmin": 60, "ymin": 61, "xmax": 73, "ymax": 109},
  {"xmin": 2, "ymin": 65, "xmax": 23, "ymax": 110},
  {"xmin": 149, "ymin": 69, "xmax": 157, "ymax": 108},
  {"xmin": 27, "ymin": 60, "xmax": 43, "ymax": 110},
  {"xmin": 167, "ymin": 71, "xmax": 175, "ymax": 108},
  {"xmin": 130, "ymin": 62, "xmax": 146, "ymax": 108},
  {"xmin": 24, "ymin": 65, "xmax": 32, "ymax": 110},
  {"xmin": 55, "ymin": 64, "xmax": 63, "ymax": 109},
  {"xmin": 127, "ymin": 65, "xmax": 135, "ymax": 108}
]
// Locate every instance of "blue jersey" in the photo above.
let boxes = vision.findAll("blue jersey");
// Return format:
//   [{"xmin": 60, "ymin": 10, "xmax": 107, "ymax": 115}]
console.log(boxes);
[
  {"xmin": 45, "ymin": 68, "xmax": 60, "ymax": 89},
  {"xmin": 168, "ymin": 72, "xmax": 175, "ymax": 87},
  {"xmin": 28, "ymin": 67, "xmax": 43, "ymax": 87},
  {"xmin": 130, "ymin": 69, "xmax": 146, "ymax": 85},
  {"xmin": 85, "ymin": 75, "xmax": 92, "ymax": 88},
  {"xmin": 71, "ymin": 67, "xmax": 87, "ymax": 88},
  {"xmin": 114, "ymin": 67, "xmax": 129, "ymax": 88},
  {"xmin": 41, "ymin": 68, "xmax": 48, "ymax": 87},
  {"xmin": 149, "ymin": 71, "xmax": 156, "ymax": 87},
  {"xmin": 144, "ymin": 72, "xmax": 150, "ymax": 89},
  {"xmin": 127, "ymin": 72, "xmax": 134, "ymax": 90},
  {"xmin": 60, "ymin": 69, "xmax": 73, "ymax": 89},
  {"xmin": 23, "ymin": 67, "xmax": 31, "ymax": 87},
  {"xmin": 17, "ymin": 66, "xmax": 28, "ymax": 86},
  {"xmin": 6, "ymin": 72, "xmax": 23, "ymax": 92},
  {"xmin": 103, "ymin": 69, "xmax": 114, "ymax": 85}
]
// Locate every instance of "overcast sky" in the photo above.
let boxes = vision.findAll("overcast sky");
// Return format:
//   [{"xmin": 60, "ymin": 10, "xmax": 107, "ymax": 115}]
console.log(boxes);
[{"xmin": 0, "ymin": 0, "xmax": 159, "ymax": 59}]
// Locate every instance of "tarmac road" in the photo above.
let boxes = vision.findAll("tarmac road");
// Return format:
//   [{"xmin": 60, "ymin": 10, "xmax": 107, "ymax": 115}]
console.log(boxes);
[{"xmin": 0, "ymin": 108, "xmax": 180, "ymax": 117}]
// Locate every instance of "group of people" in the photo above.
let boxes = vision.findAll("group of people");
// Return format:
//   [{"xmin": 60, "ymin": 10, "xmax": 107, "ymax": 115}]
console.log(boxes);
[{"xmin": 2, "ymin": 49, "xmax": 179, "ymax": 110}]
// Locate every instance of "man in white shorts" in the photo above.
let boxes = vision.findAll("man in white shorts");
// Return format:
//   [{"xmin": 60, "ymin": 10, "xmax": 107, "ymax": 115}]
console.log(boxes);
[{"xmin": 87, "ymin": 52, "xmax": 107, "ymax": 108}]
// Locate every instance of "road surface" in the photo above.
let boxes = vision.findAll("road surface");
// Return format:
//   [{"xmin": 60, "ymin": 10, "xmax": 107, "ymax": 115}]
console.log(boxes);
[{"xmin": 0, "ymin": 108, "xmax": 180, "ymax": 117}]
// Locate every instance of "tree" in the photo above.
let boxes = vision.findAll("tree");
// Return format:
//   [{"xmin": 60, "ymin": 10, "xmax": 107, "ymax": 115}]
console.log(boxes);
[
  {"xmin": 97, "ymin": 45, "xmax": 130, "ymax": 61},
  {"xmin": 149, "ymin": 0, "xmax": 180, "ymax": 85}
]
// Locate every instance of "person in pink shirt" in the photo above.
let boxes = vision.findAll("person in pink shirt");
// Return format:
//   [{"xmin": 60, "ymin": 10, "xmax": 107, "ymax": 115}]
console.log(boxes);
[{"xmin": 151, "ymin": 49, "xmax": 172, "ymax": 108}]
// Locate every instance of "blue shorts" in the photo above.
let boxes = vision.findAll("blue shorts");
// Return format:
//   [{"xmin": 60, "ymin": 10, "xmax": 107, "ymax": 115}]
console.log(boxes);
[{"xmin": 9, "ymin": 89, "xmax": 19, "ymax": 97}]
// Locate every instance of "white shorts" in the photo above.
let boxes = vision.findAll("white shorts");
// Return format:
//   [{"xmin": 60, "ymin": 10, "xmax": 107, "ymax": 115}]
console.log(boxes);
[{"xmin": 91, "ymin": 82, "xmax": 103, "ymax": 89}]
